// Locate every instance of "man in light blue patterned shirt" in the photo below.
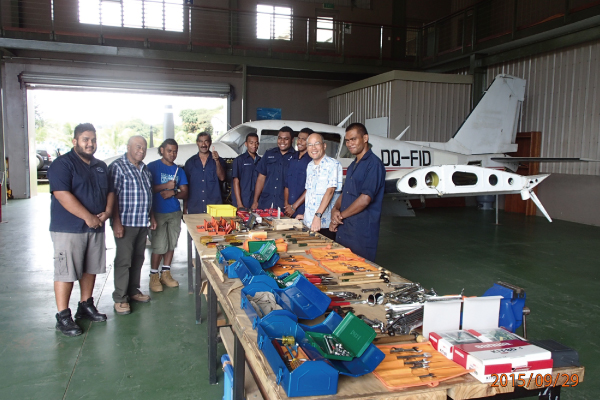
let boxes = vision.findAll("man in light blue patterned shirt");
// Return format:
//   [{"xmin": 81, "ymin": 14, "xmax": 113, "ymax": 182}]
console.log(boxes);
[{"xmin": 301, "ymin": 133, "xmax": 343, "ymax": 240}]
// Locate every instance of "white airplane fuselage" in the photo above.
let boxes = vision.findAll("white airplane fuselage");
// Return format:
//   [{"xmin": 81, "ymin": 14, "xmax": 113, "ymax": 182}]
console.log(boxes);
[{"xmin": 104, "ymin": 74, "xmax": 555, "ymax": 220}]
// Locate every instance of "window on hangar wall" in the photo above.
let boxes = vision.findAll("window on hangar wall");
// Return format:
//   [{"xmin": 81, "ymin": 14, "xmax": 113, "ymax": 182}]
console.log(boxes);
[
  {"xmin": 256, "ymin": 4, "xmax": 292, "ymax": 40},
  {"xmin": 78, "ymin": 0, "xmax": 184, "ymax": 32},
  {"xmin": 316, "ymin": 16, "xmax": 334, "ymax": 43}
]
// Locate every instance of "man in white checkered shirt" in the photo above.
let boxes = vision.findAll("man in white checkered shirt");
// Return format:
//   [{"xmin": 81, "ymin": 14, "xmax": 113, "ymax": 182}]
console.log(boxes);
[{"xmin": 109, "ymin": 136, "xmax": 156, "ymax": 315}]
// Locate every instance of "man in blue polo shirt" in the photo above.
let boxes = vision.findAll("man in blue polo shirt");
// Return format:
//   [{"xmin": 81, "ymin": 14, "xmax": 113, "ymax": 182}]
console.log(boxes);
[
  {"xmin": 147, "ymin": 139, "xmax": 188, "ymax": 292},
  {"xmin": 49, "ymin": 123, "xmax": 113, "ymax": 336},
  {"xmin": 331, "ymin": 123, "xmax": 386, "ymax": 261},
  {"xmin": 251, "ymin": 126, "xmax": 295, "ymax": 210},
  {"xmin": 284, "ymin": 128, "xmax": 313, "ymax": 218},
  {"xmin": 232, "ymin": 133, "xmax": 260, "ymax": 209},
  {"xmin": 184, "ymin": 132, "xmax": 226, "ymax": 214}
]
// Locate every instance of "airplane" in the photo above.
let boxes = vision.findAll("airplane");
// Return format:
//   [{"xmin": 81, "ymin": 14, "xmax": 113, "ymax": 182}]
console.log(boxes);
[{"xmin": 105, "ymin": 74, "xmax": 594, "ymax": 222}]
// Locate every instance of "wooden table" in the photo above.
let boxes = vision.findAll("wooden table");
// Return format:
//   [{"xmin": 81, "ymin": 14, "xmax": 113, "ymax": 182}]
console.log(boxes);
[{"xmin": 183, "ymin": 214, "xmax": 584, "ymax": 400}]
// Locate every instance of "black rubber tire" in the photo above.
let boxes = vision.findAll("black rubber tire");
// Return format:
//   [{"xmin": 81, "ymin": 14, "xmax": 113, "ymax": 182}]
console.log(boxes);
[{"xmin": 36, "ymin": 154, "xmax": 44, "ymax": 170}]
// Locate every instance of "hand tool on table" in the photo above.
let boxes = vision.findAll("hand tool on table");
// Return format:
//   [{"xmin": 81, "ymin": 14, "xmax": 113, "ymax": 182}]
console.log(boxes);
[
  {"xmin": 272, "ymin": 339, "xmax": 293, "ymax": 371},
  {"xmin": 284, "ymin": 232, "xmax": 318, "ymax": 238},
  {"xmin": 367, "ymin": 292, "xmax": 384, "ymax": 306},
  {"xmin": 337, "ymin": 278, "xmax": 387, "ymax": 286},
  {"xmin": 386, "ymin": 306, "xmax": 424, "ymax": 336},
  {"xmin": 341, "ymin": 269, "xmax": 387, "ymax": 277},
  {"xmin": 274, "ymin": 336, "xmax": 295, "ymax": 346},
  {"xmin": 418, "ymin": 373, "xmax": 436, "ymax": 379},
  {"xmin": 404, "ymin": 359, "xmax": 429, "ymax": 366},
  {"xmin": 327, "ymin": 299, "xmax": 367, "ymax": 309},
  {"xmin": 324, "ymin": 291, "xmax": 361, "ymax": 300},
  {"xmin": 324, "ymin": 306, "xmax": 354, "ymax": 317},
  {"xmin": 372, "ymin": 334, "xmax": 421, "ymax": 344},
  {"xmin": 361, "ymin": 287, "xmax": 383, "ymax": 293},
  {"xmin": 390, "ymin": 346, "xmax": 422, "ymax": 353},
  {"xmin": 316, "ymin": 284, "xmax": 362, "ymax": 291},
  {"xmin": 356, "ymin": 315, "xmax": 385, "ymax": 333},
  {"xmin": 340, "ymin": 274, "xmax": 389, "ymax": 283},
  {"xmin": 292, "ymin": 241, "xmax": 334, "ymax": 247},
  {"xmin": 397, "ymin": 353, "xmax": 431, "ymax": 360}
]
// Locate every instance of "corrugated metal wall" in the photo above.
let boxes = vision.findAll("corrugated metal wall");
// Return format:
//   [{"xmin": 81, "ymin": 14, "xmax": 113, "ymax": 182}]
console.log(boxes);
[
  {"xmin": 329, "ymin": 80, "xmax": 471, "ymax": 142},
  {"xmin": 329, "ymin": 81, "xmax": 393, "ymax": 131},
  {"xmin": 487, "ymin": 38, "xmax": 600, "ymax": 176},
  {"xmin": 392, "ymin": 80, "xmax": 472, "ymax": 142}
]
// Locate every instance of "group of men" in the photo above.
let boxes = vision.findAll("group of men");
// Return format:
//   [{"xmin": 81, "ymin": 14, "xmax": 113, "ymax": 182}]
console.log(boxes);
[
  {"xmin": 49, "ymin": 124, "xmax": 226, "ymax": 336},
  {"xmin": 49, "ymin": 122, "xmax": 385, "ymax": 337},
  {"xmin": 233, "ymin": 123, "xmax": 385, "ymax": 259}
]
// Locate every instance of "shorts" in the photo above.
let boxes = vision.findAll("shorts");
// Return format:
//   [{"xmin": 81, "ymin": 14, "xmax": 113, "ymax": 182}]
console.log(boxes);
[
  {"xmin": 51, "ymin": 231, "xmax": 107, "ymax": 282},
  {"xmin": 150, "ymin": 210, "xmax": 183, "ymax": 254}
]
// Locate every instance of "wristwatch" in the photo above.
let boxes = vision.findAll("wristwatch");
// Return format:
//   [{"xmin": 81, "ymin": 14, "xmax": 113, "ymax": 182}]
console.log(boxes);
[{"xmin": 315, "ymin": 212, "xmax": 323, "ymax": 218}]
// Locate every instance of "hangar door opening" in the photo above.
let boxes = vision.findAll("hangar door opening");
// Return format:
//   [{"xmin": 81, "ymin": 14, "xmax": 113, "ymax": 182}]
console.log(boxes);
[{"xmin": 20, "ymin": 73, "xmax": 229, "ymax": 197}]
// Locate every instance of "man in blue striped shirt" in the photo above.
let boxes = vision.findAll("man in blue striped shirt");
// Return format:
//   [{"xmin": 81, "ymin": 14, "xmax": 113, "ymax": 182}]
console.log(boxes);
[{"xmin": 109, "ymin": 136, "xmax": 156, "ymax": 315}]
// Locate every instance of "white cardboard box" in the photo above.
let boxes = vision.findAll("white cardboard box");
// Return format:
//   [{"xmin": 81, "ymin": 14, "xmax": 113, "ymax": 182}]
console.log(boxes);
[
  {"xmin": 429, "ymin": 330, "xmax": 481, "ymax": 360},
  {"xmin": 452, "ymin": 340, "xmax": 553, "ymax": 383}
]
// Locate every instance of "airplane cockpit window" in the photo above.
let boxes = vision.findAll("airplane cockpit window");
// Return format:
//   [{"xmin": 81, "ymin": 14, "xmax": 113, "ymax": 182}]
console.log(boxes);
[
  {"xmin": 220, "ymin": 126, "xmax": 259, "ymax": 155},
  {"xmin": 258, "ymin": 130, "xmax": 341, "ymax": 158},
  {"xmin": 258, "ymin": 130, "xmax": 280, "ymax": 154}
]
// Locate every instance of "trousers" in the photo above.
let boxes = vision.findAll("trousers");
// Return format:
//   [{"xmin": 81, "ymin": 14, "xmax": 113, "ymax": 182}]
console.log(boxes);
[{"xmin": 113, "ymin": 226, "xmax": 148, "ymax": 303}]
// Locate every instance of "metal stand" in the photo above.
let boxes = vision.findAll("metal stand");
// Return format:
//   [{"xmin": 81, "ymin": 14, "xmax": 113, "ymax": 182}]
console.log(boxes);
[
  {"xmin": 195, "ymin": 248, "xmax": 202, "ymax": 324},
  {"xmin": 207, "ymin": 279, "xmax": 218, "ymax": 384},
  {"xmin": 187, "ymin": 232, "xmax": 194, "ymax": 294},
  {"xmin": 495, "ymin": 194, "xmax": 500, "ymax": 225},
  {"xmin": 233, "ymin": 333, "xmax": 246, "ymax": 399}
]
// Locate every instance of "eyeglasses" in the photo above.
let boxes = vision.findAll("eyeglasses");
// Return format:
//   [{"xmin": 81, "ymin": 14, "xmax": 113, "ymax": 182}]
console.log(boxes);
[{"xmin": 307, "ymin": 142, "xmax": 323, "ymax": 147}]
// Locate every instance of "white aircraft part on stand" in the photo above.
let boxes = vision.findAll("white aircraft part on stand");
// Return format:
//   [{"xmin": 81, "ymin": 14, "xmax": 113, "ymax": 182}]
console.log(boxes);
[{"xmin": 396, "ymin": 165, "xmax": 552, "ymax": 221}]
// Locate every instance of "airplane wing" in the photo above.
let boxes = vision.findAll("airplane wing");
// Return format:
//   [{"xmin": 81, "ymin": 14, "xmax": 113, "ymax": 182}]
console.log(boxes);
[{"xmin": 491, "ymin": 157, "xmax": 600, "ymax": 162}]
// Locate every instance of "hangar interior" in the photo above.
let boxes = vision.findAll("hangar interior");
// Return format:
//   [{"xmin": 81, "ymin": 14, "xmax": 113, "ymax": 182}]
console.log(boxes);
[{"xmin": 0, "ymin": 0, "xmax": 599, "ymax": 399}]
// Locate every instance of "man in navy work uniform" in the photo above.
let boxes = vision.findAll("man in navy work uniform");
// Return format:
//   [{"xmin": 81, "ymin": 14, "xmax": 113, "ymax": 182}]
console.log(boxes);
[
  {"xmin": 284, "ymin": 128, "xmax": 313, "ymax": 218},
  {"xmin": 251, "ymin": 126, "xmax": 295, "ymax": 210},
  {"xmin": 184, "ymin": 132, "xmax": 226, "ymax": 214},
  {"xmin": 109, "ymin": 135, "xmax": 155, "ymax": 315},
  {"xmin": 331, "ymin": 123, "xmax": 386, "ymax": 261},
  {"xmin": 49, "ymin": 123, "xmax": 113, "ymax": 336},
  {"xmin": 232, "ymin": 133, "xmax": 260, "ymax": 209},
  {"xmin": 147, "ymin": 139, "xmax": 189, "ymax": 293}
]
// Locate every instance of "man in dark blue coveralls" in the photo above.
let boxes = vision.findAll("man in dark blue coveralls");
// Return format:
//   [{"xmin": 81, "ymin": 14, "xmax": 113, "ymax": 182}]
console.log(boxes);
[
  {"xmin": 184, "ymin": 132, "xmax": 226, "ymax": 214},
  {"xmin": 331, "ymin": 123, "xmax": 386, "ymax": 261},
  {"xmin": 251, "ymin": 126, "xmax": 295, "ymax": 210},
  {"xmin": 284, "ymin": 128, "xmax": 313, "ymax": 218},
  {"xmin": 232, "ymin": 133, "xmax": 260, "ymax": 209}
]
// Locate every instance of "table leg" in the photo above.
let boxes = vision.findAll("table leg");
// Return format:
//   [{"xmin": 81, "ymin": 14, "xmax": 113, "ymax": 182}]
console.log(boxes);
[
  {"xmin": 233, "ymin": 332, "xmax": 246, "ymax": 400},
  {"xmin": 538, "ymin": 385, "xmax": 561, "ymax": 399},
  {"xmin": 207, "ymin": 279, "xmax": 218, "ymax": 385},
  {"xmin": 195, "ymin": 248, "xmax": 202, "ymax": 324},
  {"xmin": 187, "ymin": 232, "xmax": 193, "ymax": 294}
]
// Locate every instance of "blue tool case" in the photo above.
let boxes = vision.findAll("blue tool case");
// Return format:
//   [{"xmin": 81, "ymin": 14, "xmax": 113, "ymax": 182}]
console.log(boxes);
[
  {"xmin": 241, "ymin": 275, "xmax": 331, "ymax": 327},
  {"xmin": 256, "ymin": 313, "xmax": 385, "ymax": 397}
]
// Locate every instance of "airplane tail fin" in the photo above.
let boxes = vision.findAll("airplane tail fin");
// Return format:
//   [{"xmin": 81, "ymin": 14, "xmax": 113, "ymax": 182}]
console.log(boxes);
[{"xmin": 444, "ymin": 74, "xmax": 526, "ymax": 155}]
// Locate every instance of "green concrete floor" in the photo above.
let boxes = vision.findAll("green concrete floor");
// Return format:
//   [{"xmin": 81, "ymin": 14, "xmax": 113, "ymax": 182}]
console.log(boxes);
[
  {"xmin": 0, "ymin": 194, "xmax": 225, "ymax": 400},
  {"xmin": 376, "ymin": 207, "xmax": 598, "ymax": 400},
  {"xmin": 0, "ymin": 193, "xmax": 597, "ymax": 399}
]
